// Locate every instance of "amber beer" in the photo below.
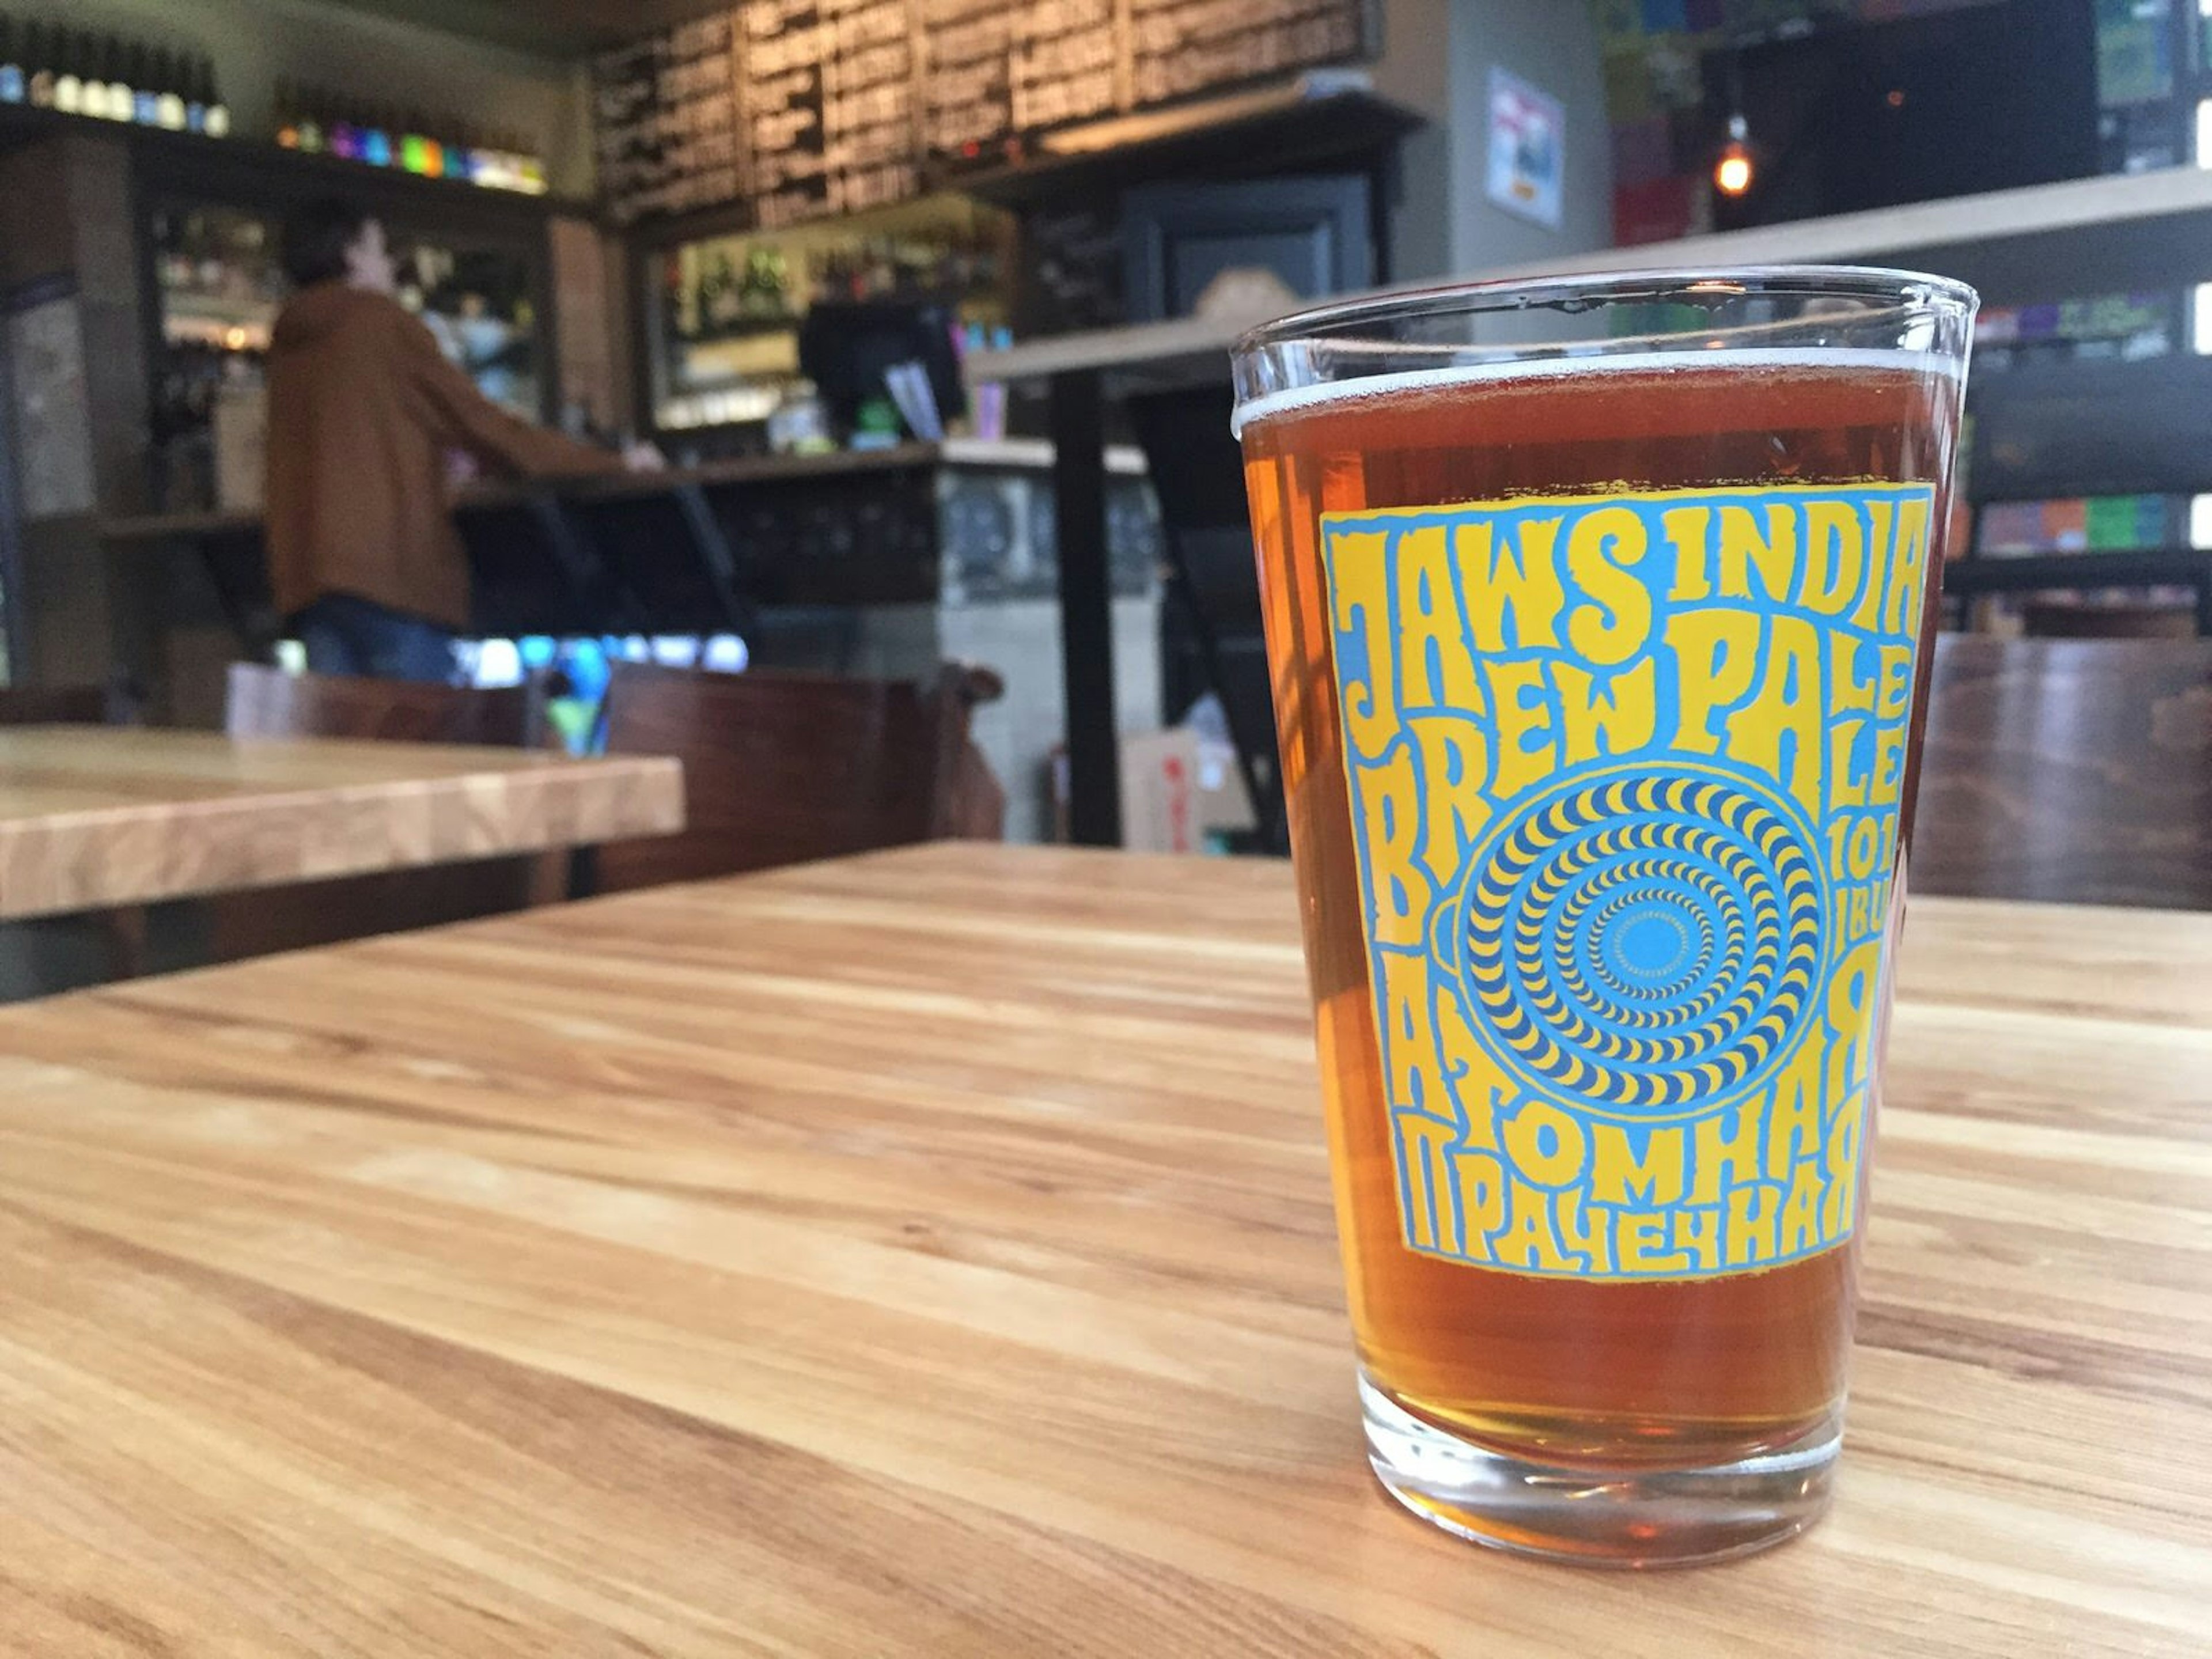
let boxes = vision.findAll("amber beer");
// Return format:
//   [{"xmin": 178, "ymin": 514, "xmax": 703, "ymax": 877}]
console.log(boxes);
[{"xmin": 1234, "ymin": 274, "xmax": 1974, "ymax": 1564}]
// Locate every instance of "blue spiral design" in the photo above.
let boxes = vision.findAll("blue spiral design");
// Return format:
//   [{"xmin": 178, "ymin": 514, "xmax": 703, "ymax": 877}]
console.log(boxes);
[{"xmin": 1459, "ymin": 767, "xmax": 1827, "ymax": 1113}]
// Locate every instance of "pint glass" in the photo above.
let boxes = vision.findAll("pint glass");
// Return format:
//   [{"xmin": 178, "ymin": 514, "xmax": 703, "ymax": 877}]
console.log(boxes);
[{"xmin": 1232, "ymin": 269, "xmax": 1975, "ymax": 1565}]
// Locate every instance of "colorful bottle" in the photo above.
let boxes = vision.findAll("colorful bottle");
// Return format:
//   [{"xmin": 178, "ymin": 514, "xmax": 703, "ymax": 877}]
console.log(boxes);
[
  {"xmin": 403, "ymin": 115, "xmax": 449, "ymax": 179},
  {"xmin": 274, "ymin": 78, "xmax": 300, "ymax": 147},
  {"xmin": 362, "ymin": 105, "xmax": 393, "ymax": 167}
]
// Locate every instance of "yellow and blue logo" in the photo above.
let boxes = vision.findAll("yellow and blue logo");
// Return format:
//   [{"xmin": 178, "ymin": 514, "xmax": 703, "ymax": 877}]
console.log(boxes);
[{"xmin": 1323, "ymin": 483, "xmax": 1933, "ymax": 1281}]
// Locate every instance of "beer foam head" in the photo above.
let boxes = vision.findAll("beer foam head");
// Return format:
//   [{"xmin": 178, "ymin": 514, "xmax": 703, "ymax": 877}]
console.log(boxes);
[{"xmin": 1230, "ymin": 347, "xmax": 1962, "ymax": 440}]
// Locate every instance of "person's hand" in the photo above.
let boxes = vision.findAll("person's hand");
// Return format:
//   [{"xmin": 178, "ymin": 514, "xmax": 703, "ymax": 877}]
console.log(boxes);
[{"xmin": 622, "ymin": 441, "xmax": 667, "ymax": 473}]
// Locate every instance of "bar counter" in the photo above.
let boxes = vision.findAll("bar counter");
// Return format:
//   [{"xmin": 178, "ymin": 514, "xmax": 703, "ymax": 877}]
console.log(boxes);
[
  {"xmin": 102, "ymin": 441, "xmax": 1159, "ymax": 843},
  {"xmin": 103, "ymin": 440, "xmax": 1149, "ymax": 546}
]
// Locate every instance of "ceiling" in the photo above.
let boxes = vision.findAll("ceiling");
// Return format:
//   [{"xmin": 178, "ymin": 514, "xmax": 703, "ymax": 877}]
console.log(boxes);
[{"xmin": 314, "ymin": 0, "xmax": 727, "ymax": 56}]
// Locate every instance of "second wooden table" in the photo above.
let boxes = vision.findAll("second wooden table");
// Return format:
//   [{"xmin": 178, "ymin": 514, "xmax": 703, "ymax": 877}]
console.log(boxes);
[{"xmin": 0, "ymin": 725, "xmax": 683, "ymax": 920}]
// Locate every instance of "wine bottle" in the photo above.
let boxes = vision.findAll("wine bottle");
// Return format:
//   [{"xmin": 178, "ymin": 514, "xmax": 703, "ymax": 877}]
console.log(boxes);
[
  {"xmin": 0, "ymin": 19, "xmax": 24, "ymax": 106},
  {"xmin": 83, "ymin": 32, "xmax": 113, "ymax": 120},
  {"xmin": 25, "ymin": 21, "xmax": 54, "ymax": 108},
  {"xmin": 200, "ymin": 58, "xmax": 229, "ymax": 138},
  {"xmin": 105, "ymin": 37, "xmax": 139, "ymax": 123},
  {"xmin": 155, "ymin": 49, "xmax": 187, "ymax": 130},
  {"xmin": 54, "ymin": 28, "xmax": 85, "ymax": 116},
  {"xmin": 183, "ymin": 52, "xmax": 206, "ymax": 132},
  {"xmin": 131, "ymin": 44, "xmax": 161, "ymax": 124}
]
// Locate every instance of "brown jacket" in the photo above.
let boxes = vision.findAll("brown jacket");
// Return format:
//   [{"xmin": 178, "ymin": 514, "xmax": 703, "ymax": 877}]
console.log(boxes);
[{"xmin": 265, "ymin": 283, "xmax": 619, "ymax": 630}]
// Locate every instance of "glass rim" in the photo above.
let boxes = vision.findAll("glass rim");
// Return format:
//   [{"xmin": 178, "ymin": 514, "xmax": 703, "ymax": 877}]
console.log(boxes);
[{"xmin": 1231, "ymin": 263, "xmax": 1980, "ymax": 359}]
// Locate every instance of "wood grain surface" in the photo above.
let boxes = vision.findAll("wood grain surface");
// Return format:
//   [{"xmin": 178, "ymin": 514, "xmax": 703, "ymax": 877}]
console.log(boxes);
[
  {"xmin": 0, "ymin": 726, "xmax": 683, "ymax": 921},
  {"xmin": 1914, "ymin": 636, "xmax": 2212, "ymax": 910},
  {"xmin": 0, "ymin": 843, "xmax": 2203, "ymax": 1656}
]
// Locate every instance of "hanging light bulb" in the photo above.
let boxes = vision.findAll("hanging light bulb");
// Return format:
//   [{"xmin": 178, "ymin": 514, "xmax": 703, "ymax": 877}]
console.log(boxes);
[{"xmin": 1715, "ymin": 112, "xmax": 1755, "ymax": 198}]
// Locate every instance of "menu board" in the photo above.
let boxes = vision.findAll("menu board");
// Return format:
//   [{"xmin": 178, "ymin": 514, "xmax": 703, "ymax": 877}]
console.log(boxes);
[
  {"xmin": 1008, "ymin": 0, "xmax": 1119, "ymax": 133},
  {"xmin": 596, "ymin": 0, "xmax": 1370, "ymax": 227},
  {"xmin": 594, "ymin": 16, "xmax": 745, "ymax": 225},
  {"xmin": 1128, "ymin": 0, "xmax": 1364, "ymax": 108},
  {"xmin": 917, "ymin": 0, "xmax": 1014, "ymax": 158},
  {"xmin": 820, "ymin": 0, "xmax": 922, "ymax": 222}
]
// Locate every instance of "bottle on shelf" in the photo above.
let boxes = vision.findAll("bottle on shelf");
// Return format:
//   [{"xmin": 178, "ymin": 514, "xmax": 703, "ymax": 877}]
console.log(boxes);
[
  {"xmin": 701, "ymin": 249, "xmax": 742, "ymax": 329},
  {"xmin": 155, "ymin": 50, "xmax": 187, "ymax": 131},
  {"xmin": 206, "ymin": 58, "xmax": 230, "ymax": 138},
  {"xmin": 328, "ymin": 90, "xmax": 360, "ymax": 161},
  {"xmin": 183, "ymin": 52, "xmax": 207, "ymax": 132},
  {"xmin": 82, "ymin": 31, "xmax": 112, "ymax": 120},
  {"xmin": 193, "ymin": 56, "xmax": 229, "ymax": 139},
  {"xmin": 443, "ymin": 122, "xmax": 475, "ymax": 184},
  {"xmin": 104, "ymin": 36, "xmax": 138, "ymax": 123},
  {"xmin": 425, "ymin": 119, "xmax": 452, "ymax": 179},
  {"xmin": 24, "ymin": 20, "xmax": 52, "ymax": 108},
  {"xmin": 469, "ymin": 130, "xmax": 509, "ymax": 190},
  {"xmin": 294, "ymin": 84, "xmax": 323, "ymax": 153},
  {"xmin": 94, "ymin": 34, "xmax": 120, "ymax": 122},
  {"xmin": 103, "ymin": 32, "xmax": 135, "ymax": 122},
  {"xmin": 399, "ymin": 111, "xmax": 431, "ymax": 176},
  {"xmin": 0, "ymin": 19, "xmax": 24, "ymax": 107},
  {"xmin": 54, "ymin": 28, "xmax": 85, "ymax": 116},
  {"xmin": 274, "ymin": 79, "xmax": 300, "ymax": 147},
  {"xmin": 362, "ymin": 103, "xmax": 395, "ymax": 168},
  {"xmin": 130, "ymin": 43, "xmax": 160, "ymax": 124}
]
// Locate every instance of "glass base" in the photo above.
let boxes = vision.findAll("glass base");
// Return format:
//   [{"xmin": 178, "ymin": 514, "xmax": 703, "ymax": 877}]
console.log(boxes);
[{"xmin": 1359, "ymin": 1373, "xmax": 1839, "ymax": 1567}]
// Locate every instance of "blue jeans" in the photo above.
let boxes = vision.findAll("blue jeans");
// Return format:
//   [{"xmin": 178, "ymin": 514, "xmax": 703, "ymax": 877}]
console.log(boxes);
[{"xmin": 293, "ymin": 595, "xmax": 456, "ymax": 684}]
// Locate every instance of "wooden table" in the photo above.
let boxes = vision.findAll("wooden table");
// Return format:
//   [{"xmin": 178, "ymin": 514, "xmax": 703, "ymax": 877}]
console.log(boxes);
[
  {"xmin": 0, "ymin": 845, "xmax": 2202, "ymax": 1656},
  {"xmin": 0, "ymin": 726, "xmax": 683, "ymax": 921}
]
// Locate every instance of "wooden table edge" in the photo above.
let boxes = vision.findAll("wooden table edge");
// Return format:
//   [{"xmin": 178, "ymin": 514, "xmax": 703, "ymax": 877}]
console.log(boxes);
[{"xmin": 0, "ymin": 752, "xmax": 685, "ymax": 922}]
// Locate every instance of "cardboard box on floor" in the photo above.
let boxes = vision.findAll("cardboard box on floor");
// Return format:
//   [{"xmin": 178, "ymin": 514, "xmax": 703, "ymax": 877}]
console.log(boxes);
[
  {"xmin": 1116, "ymin": 728, "xmax": 1257, "ymax": 853},
  {"xmin": 1049, "ymin": 729, "xmax": 1258, "ymax": 851}
]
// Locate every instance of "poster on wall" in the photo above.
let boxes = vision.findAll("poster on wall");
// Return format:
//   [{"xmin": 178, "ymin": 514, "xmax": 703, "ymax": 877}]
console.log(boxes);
[{"xmin": 1486, "ymin": 66, "xmax": 1565, "ymax": 229}]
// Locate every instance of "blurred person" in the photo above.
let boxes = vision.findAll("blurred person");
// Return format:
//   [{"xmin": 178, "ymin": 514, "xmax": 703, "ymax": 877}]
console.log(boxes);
[{"xmin": 266, "ymin": 198, "xmax": 658, "ymax": 683}]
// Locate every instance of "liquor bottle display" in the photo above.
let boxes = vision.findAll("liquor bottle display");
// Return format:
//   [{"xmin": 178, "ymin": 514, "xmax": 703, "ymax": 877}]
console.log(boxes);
[
  {"xmin": 274, "ymin": 81, "xmax": 545, "ymax": 193},
  {"xmin": 0, "ymin": 18, "xmax": 226, "ymax": 134}
]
